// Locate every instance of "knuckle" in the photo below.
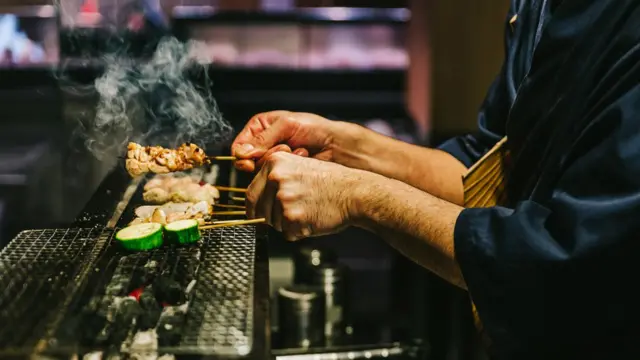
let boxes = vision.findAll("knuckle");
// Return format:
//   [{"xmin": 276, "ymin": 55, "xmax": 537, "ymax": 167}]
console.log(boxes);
[
  {"xmin": 285, "ymin": 233, "xmax": 299, "ymax": 242},
  {"xmin": 245, "ymin": 190, "xmax": 259, "ymax": 207},
  {"xmin": 267, "ymin": 170, "xmax": 282, "ymax": 182},
  {"xmin": 283, "ymin": 208, "xmax": 304, "ymax": 223},
  {"xmin": 276, "ymin": 191, "xmax": 294, "ymax": 202}
]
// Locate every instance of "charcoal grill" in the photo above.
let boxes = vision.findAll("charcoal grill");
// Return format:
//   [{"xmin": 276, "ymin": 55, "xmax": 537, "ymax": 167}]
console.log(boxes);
[{"xmin": 0, "ymin": 165, "xmax": 270, "ymax": 359}]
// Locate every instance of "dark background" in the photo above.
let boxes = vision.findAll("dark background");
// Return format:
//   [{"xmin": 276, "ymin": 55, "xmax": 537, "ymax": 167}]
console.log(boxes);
[{"xmin": 0, "ymin": 1, "xmax": 509, "ymax": 359}]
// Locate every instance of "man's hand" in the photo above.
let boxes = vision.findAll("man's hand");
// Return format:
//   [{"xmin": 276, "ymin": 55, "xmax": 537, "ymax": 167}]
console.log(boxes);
[
  {"xmin": 233, "ymin": 110, "xmax": 468, "ymax": 205},
  {"xmin": 246, "ymin": 151, "xmax": 365, "ymax": 241},
  {"xmin": 232, "ymin": 111, "xmax": 342, "ymax": 172}
]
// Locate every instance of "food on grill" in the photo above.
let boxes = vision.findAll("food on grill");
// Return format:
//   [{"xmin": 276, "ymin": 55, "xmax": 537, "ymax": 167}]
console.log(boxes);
[
  {"xmin": 164, "ymin": 219, "xmax": 202, "ymax": 245},
  {"xmin": 115, "ymin": 223, "xmax": 165, "ymax": 251},
  {"xmin": 126, "ymin": 142, "xmax": 209, "ymax": 177},
  {"xmin": 131, "ymin": 201, "xmax": 211, "ymax": 226},
  {"xmin": 143, "ymin": 173, "xmax": 220, "ymax": 205}
]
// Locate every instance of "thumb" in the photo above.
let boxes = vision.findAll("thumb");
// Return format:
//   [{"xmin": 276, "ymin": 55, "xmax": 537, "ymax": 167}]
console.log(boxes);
[{"xmin": 235, "ymin": 119, "xmax": 296, "ymax": 158}]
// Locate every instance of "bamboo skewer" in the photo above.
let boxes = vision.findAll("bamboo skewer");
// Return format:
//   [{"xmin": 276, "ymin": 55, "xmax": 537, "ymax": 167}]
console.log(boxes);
[
  {"xmin": 231, "ymin": 197, "xmax": 246, "ymax": 202},
  {"xmin": 200, "ymin": 218, "xmax": 266, "ymax": 229},
  {"xmin": 213, "ymin": 203, "xmax": 245, "ymax": 209},
  {"xmin": 209, "ymin": 156, "xmax": 237, "ymax": 161},
  {"xmin": 212, "ymin": 210, "xmax": 246, "ymax": 216},
  {"xmin": 216, "ymin": 186, "xmax": 247, "ymax": 193}
]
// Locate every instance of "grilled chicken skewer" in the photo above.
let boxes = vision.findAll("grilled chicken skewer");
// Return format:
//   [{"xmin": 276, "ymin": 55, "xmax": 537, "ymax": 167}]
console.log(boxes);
[{"xmin": 125, "ymin": 142, "xmax": 236, "ymax": 177}]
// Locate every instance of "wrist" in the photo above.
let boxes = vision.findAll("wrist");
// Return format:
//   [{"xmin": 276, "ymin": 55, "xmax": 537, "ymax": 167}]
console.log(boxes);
[
  {"xmin": 345, "ymin": 170, "xmax": 386, "ymax": 230},
  {"xmin": 329, "ymin": 121, "xmax": 378, "ymax": 170}
]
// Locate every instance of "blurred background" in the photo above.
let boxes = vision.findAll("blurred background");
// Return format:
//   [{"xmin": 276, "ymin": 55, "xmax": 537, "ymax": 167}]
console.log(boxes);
[{"xmin": 0, "ymin": 1, "xmax": 508, "ymax": 359}]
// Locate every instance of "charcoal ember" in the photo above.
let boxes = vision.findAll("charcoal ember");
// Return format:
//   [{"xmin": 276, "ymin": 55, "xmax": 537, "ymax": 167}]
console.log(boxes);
[
  {"xmin": 131, "ymin": 260, "xmax": 161, "ymax": 289},
  {"xmin": 138, "ymin": 288, "xmax": 162, "ymax": 330},
  {"xmin": 115, "ymin": 298, "xmax": 143, "ymax": 324},
  {"xmin": 110, "ymin": 297, "xmax": 142, "ymax": 345},
  {"xmin": 153, "ymin": 277, "xmax": 185, "ymax": 305},
  {"xmin": 156, "ymin": 312, "xmax": 185, "ymax": 347},
  {"xmin": 58, "ymin": 298, "xmax": 111, "ymax": 347},
  {"xmin": 79, "ymin": 312, "xmax": 111, "ymax": 347}
]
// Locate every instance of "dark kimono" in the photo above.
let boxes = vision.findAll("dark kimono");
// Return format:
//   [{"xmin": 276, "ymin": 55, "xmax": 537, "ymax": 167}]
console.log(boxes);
[{"xmin": 439, "ymin": 0, "xmax": 640, "ymax": 359}]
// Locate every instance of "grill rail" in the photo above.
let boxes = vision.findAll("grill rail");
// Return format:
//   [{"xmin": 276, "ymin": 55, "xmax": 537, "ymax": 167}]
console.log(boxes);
[{"xmin": 0, "ymin": 224, "xmax": 257, "ymax": 358}]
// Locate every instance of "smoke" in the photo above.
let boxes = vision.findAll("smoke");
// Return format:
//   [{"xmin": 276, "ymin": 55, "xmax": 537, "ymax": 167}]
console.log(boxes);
[
  {"xmin": 54, "ymin": 1, "xmax": 233, "ymax": 161},
  {"xmin": 83, "ymin": 37, "xmax": 233, "ymax": 161}
]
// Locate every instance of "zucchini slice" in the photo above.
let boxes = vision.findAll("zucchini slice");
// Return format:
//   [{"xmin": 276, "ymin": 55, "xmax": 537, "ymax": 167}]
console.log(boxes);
[
  {"xmin": 164, "ymin": 219, "xmax": 201, "ymax": 245},
  {"xmin": 115, "ymin": 223, "xmax": 164, "ymax": 251}
]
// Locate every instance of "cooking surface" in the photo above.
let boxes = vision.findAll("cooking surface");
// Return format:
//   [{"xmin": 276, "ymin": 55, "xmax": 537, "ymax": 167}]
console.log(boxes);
[{"xmin": 0, "ymin": 164, "xmax": 270, "ymax": 359}]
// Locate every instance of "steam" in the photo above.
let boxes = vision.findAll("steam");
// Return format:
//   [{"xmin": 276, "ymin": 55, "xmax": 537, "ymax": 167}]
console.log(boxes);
[
  {"xmin": 54, "ymin": 1, "xmax": 233, "ymax": 161},
  {"xmin": 80, "ymin": 38, "xmax": 233, "ymax": 161},
  {"xmin": 79, "ymin": 37, "xmax": 232, "ymax": 161}
]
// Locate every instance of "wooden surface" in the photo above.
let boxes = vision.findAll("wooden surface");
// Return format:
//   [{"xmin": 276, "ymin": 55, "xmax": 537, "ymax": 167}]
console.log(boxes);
[{"xmin": 408, "ymin": 0, "xmax": 509, "ymax": 138}]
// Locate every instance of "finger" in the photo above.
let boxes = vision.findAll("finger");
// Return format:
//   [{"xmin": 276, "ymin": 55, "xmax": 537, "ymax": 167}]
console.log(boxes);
[
  {"xmin": 255, "ymin": 144, "xmax": 293, "ymax": 169},
  {"xmin": 245, "ymin": 166, "xmax": 270, "ymax": 219},
  {"xmin": 233, "ymin": 113, "xmax": 300, "ymax": 159},
  {"xmin": 282, "ymin": 220, "xmax": 302, "ymax": 242},
  {"xmin": 231, "ymin": 110, "xmax": 290, "ymax": 155},
  {"xmin": 255, "ymin": 179, "xmax": 278, "ymax": 227},
  {"xmin": 271, "ymin": 195, "xmax": 284, "ymax": 232},
  {"xmin": 293, "ymin": 148, "xmax": 310, "ymax": 157},
  {"xmin": 235, "ymin": 144, "xmax": 295, "ymax": 172},
  {"xmin": 235, "ymin": 159, "xmax": 256, "ymax": 172}
]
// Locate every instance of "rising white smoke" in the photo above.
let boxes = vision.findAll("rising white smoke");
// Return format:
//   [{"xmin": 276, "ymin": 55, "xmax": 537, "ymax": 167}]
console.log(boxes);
[
  {"xmin": 55, "ymin": 1, "xmax": 232, "ymax": 161},
  {"xmin": 84, "ymin": 37, "xmax": 232, "ymax": 161}
]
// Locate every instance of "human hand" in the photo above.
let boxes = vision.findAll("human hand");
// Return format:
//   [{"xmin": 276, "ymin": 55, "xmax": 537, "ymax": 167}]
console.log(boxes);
[
  {"xmin": 246, "ymin": 151, "xmax": 367, "ymax": 241},
  {"xmin": 232, "ymin": 111, "xmax": 339, "ymax": 172}
]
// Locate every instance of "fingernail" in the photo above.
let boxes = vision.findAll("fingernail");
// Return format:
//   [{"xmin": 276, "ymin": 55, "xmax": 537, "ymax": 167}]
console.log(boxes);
[{"xmin": 237, "ymin": 144, "xmax": 254, "ymax": 155}]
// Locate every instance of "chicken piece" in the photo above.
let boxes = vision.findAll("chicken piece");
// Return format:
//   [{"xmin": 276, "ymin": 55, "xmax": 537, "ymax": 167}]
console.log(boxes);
[
  {"xmin": 125, "ymin": 142, "xmax": 210, "ymax": 177},
  {"xmin": 135, "ymin": 206, "xmax": 159, "ymax": 219},
  {"xmin": 129, "ymin": 217, "xmax": 148, "ymax": 226},
  {"xmin": 201, "ymin": 183, "xmax": 220, "ymax": 200},
  {"xmin": 143, "ymin": 187, "xmax": 171, "ymax": 204},
  {"xmin": 144, "ymin": 177, "xmax": 167, "ymax": 191},
  {"xmin": 151, "ymin": 208, "xmax": 168, "ymax": 224},
  {"xmin": 161, "ymin": 202, "xmax": 194, "ymax": 214},
  {"xmin": 187, "ymin": 201, "xmax": 212, "ymax": 217},
  {"xmin": 171, "ymin": 183, "xmax": 202, "ymax": 203}
]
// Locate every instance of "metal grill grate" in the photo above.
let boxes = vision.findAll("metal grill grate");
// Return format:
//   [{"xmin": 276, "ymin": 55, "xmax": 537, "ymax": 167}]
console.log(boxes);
[
  {"xmin": 0, "ymin": 224, "xmax": 257, "ymax": 358},
  {"xmin": 0, "ymin": 228, "xmax": 109, "ymax": 354}
]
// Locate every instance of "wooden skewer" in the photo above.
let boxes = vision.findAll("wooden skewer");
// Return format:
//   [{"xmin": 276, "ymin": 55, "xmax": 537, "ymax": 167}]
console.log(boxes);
[
  {"xmin": 213, "ymin": 203, "xmax": 245, "ymax": 209},
  {"xmin": 212, "ymin": 210, "xmax": 246, "ymax": 216},
  {"xmin": 205, "ymin": 219, "xmax": 245, "ymax": 225},
  {"xmin": 200, "ymin": 218, "xmax": 266, "ymax": 229},
  {"xmin": 231, "ymin": 197, "xmax": 246, "ymax": 202},
  {"xmin": 216, "ymin": 186, "xmax": 247, "ymax": 193},
  {"xmin": 209, "ymin": 156, "xmax": 237, "ymax": 161}
]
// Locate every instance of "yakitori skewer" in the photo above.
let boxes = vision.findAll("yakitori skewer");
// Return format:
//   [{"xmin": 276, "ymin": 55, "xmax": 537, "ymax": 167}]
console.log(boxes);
[
  {"xmin": 215, "ymin": 186, "xmax": 247, "ymax": 193},
  {"xmin": 231, "ymin": 197, "xmax": 246, "ymax": 202},
  {"xmin": 213, "ymin": 203, "xmax": 245, "ymax": 209},
  {"xmin": 209, "ymin": 156, "xmax": 237, "ymax": 161},
  {"xmin": 212, "ymin": 210, "xmax": 247, "ymax": 216},
  {"xmin": 200, "ymin": 218, "xmax": 266, "ymax": 230},
  {"xmin": 125, "ymin": 142, "xmax": 237, "ymax": 177}
]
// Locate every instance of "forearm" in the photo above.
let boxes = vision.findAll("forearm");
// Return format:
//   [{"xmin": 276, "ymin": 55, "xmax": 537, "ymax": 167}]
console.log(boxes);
[
  {"xmin": 350, "ymin": 172, "xmax": 467, "ymax": 289},
  {"xmin": 331, "ymin": 122, "xmax": 468, "ymax": 205}
]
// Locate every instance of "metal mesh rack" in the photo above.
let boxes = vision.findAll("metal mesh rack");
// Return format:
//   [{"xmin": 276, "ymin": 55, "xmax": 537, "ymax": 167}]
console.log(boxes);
[
  {"xmin": 0, "ymin": 227, "xmax": 109, "ymax": 354},
  {"xmin": 0, "ymin": 224, "xmax": 257, "ymax": 358}
]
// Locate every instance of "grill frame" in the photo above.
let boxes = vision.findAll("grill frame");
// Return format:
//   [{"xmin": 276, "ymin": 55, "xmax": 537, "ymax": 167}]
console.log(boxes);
[{"xmin": 0, "ymin": 164, "xmax": 271, "ymax": 359}]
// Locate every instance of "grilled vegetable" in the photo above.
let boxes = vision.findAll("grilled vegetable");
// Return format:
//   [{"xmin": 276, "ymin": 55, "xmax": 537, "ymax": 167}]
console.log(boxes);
[
  {"xmin": 164, "ymin": 219, "xmax": 201, "ymax": 245},
  {"xmin": 115, "ymin": 223, "xmax": 164, "ymax": 251}
]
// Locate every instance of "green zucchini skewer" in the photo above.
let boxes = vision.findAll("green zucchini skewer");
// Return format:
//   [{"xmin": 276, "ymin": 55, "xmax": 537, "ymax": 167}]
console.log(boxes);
[
  {"xmin": 164, "ymin": 219, "xmax": 202, "ymax": 245},
  {"xmin": 115, "ymin": 223, "xmax": 164, "ymax": 251}
]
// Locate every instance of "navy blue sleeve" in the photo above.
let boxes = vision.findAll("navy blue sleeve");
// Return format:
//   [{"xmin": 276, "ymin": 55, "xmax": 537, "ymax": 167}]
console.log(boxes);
[{"xmin": 453, "ymin": 2, "xmax": 640, "ymax": 358}]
